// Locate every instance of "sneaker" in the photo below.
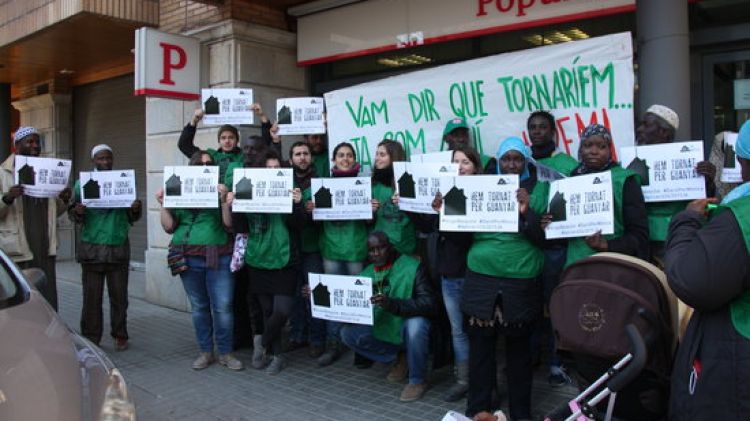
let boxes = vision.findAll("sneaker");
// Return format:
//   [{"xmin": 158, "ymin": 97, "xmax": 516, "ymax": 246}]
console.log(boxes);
[
  {"xmin": 548, "ymin": 366, "xmax": 572, "ymax": 387},
  {"xmin": 386, "ymin": 353, "xmax": 408, "ymax": 383},
  {"xmin": 191, "ymin": 352, "xmax": 215, "ymax": 370},
  {"xmin": 308, "ymin": 345, "xmax": 325, "ymax": 359},
  {"xmin": 443, "ymin": 381, "xmax": 469, "ymax": 402},
  {"xmin": 399, "ymin": 383, "xmax": 427, "ymax": 402},
  {"xmin": 114, "ymin": 338, "xmax": 129, "ymax": 352},
  {"xmin": 219, "ymin": 353, "xmax": 244, "ymax": 371},
  {"xmin": 316, "ymin": 344, "xmax": 343, "ymax": 367},
  {"xmin": 265, "ymin": 355, "xmax": 286, "ymax": 375}
]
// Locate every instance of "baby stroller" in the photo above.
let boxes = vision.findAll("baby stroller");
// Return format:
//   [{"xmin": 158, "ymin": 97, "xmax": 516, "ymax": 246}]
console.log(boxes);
[{"xmin": 547, "ymin": 253, "xmax": 678, "ymax": 421}]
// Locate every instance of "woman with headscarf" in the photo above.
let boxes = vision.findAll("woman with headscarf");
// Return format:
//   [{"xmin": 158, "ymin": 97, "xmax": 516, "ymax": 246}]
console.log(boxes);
[
  {"xmin": 666, "ymin": 119, "xmax": 750, "ymax": 419},
  {"xmin": 457, "ymin": 137, "xmax": 547, "ymax": 421},
  {"xmin": 555, "ymin": 124, "xmax": 649, "ymax": 266}
]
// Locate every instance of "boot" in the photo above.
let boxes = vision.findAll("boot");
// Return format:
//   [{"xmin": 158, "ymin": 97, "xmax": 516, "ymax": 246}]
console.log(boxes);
[
  {"xmin": 316, "ymin": 341, "xmax": 344, "ymax": 367},
  {"xmin": 443, "ymin": 362, "xmax": 469, "ymax": 402},
  {"xmin": 252, "ymin": 335, "xmax": 270, "ymax": 369}
]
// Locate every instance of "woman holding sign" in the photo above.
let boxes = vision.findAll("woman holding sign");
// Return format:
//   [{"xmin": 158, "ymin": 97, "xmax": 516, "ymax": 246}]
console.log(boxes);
[
  {"xmin": 455, "ymin": 137, "xmax": 546, "ymax": 421},
  {"xmin": 157, "ymin": 151, "xmax": 242, "ymax": 372}
]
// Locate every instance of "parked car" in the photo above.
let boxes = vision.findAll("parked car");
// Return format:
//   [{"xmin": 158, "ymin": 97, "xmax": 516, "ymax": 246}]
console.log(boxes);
[{"xmin": 0, "ymin": 249, "xmax": 135, "ymax": 420}]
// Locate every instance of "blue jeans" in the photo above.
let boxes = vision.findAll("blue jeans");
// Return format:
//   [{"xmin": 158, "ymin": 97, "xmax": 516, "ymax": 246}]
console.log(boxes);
[
  {"xmin": 442, "ymin": 276, "xmax": 469, "ymax": 364},
  {"xmin": 180, "ymin": 255, "xmax": 234, "ymax": 355},
  {"xmin": 289, "ymin": 252, "xmax": 324, "ymax": 344},
  {"xmin": 318, "ymin": 259, "xmax": 364, "ymax": 343},
  {"xmin": 340, "ymin": 317, "xmax": 431, "ymax": 384}
]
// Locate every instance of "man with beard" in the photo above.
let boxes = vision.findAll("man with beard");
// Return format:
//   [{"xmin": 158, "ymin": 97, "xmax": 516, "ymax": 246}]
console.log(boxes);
[
  {"xmin": 304, "ymin": 133, "xmax": 329, "ymax": 177},
  {"xmin": 635, "ymin": 104, "xmax": 716, "ymax": 265},
  {"xmin": 71, "ymin": 145, "xmax": 142, "ymax": 351},
  {"xmin": 0, "ymin": 126, "xmax": 71, "ymax": 310}
]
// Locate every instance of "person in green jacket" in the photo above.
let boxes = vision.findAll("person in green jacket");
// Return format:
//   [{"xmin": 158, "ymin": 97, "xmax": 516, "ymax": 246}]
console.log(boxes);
[
  {"xmin": 312, "ymin": 142, "xmax": 369, "ymax": 367},
  {"xmin": 371, "ymin": 139, "xmax": 417, "ymax": 256},
  {"xmin": 157, "ymin": 150, "xmax": 241, "ymax": 371},
  {"xmin": 305, "ymin": 133, "xmax": 330, "ymax": 177},
  {"xmin": 70, "ymin": 144, "xmax": 141, "ymax": 351}
]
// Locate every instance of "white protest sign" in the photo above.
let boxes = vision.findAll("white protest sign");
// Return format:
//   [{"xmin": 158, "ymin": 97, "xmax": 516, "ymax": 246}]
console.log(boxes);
[
  {"xmin": 410, "ymin": 151, "xmax": 453, "ymax": 164},
  {"xmin": 439, "ymin": 174, "xmax": 519, "ymax": 232},
  {"xmin": 535, "ymin": 161, "xmax": 566, "ymax": 182},
  {"xmin": 311, "ymin": 177, "xmax": 372, "ymax": 220},
  {"xmin": 14, "ymin": 156, "xmax": 71, "ymax": 198},
  {"xmin": 394, "ymin": 161, "xmax": 457, "ymax": 214},
  {"xmin": 618, "ymin": 141, "xmax": 707, "ymax": 202},
  {"xmin": 441, "ymin": 411, "xmax": 473, "ymax": 421},
  {"xmin": 231, "ymin": 168, "xmax": 293, "ymax": 213},
  {"xmin": 79, "ymin": 170, "xmax": 136, "ymax": 208},
  {"xmin": 276, "ymin": 97, "xmax": 326, "ymax": 135},
  {"xmin": 546, "ymin": 171, "xmax": 614, "ymax": 239},
  {"xmin": 201, "ymin": 89, "xmax": 254, "ymax": 125},
  {"xmin": 325, "ymin": 33, "xmax": 634, "ymax": 174},
  {"xmin": 721, "ymin": 132, "xmax": 741, "ymax": 183},
  {"xmin": 309, "ymin": 273, "xmax": 373, "ymax": 325},
  {"xmin": 162, "ymin": 166, "xmax": 219, "ymax": 208}
]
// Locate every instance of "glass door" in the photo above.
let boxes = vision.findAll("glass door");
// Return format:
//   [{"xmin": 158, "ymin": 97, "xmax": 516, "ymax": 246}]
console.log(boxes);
[{"xmin": 702, "ymin": 50, "xmax": 750, "ymax": 141}]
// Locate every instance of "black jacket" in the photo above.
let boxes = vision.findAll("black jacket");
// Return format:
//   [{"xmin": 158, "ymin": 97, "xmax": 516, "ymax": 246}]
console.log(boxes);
[
  {"xmin": 666, "ymin": 209, "xmax": 750, "ymax": 420},
  {"xmin": 380, "ymin": 263, "xmax": 437, "ymax": 318}
]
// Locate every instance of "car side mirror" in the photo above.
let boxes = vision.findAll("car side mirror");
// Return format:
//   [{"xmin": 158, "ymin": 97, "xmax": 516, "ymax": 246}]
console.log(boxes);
[{"xmin": 21, "ymin": 268, "xmax": 47, "ymax": 292}]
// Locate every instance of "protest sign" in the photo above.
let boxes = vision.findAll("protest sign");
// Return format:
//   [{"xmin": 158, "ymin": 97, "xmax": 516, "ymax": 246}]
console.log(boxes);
[
  {"xmin": 535, "ymin": 161, "xmax": 566, "ymax": 182},
  {"xmin": 201, "ymin": 89, "xmax": 254, "ymax": 125},
  {"xmin": 546, "ymin": 171, "xmax": 614, "ymax": 239},
  {"xmin": 439, "ymin": 174, "xmax": 519, "ymax": 232},
  {"xmin": 394, "ymin": 161, "xmax": 457, "ymax": 214},
  {"xmin": 325, "ymin": 32, "xmax": 634, "ymax": 174},
  {"xmin": 231, "ymin": 168, "xmax": 293, "ymax": 213},
  {"xmin": 311, "ymin": 177, "xmax": 372, "ymax": 220},
  {"xmin": 410, "ymin": 151, "xmax": 453, "ymax": 164},
  {"xmin": 619, "ymin": 141, "xmax": 707, "ymax": 202},
  {"xmin": 276, "ymin": 97, "xmax": 326, "ymax": 135},
  {"xmin": 14, "ymin": 156, "xmax": 71, "ymax": 198},
  {"xmin": 79, "ymin": 170, "xmax": 136, "ymax": 208},
  {"xmin": 309, "ymin": 273, "xmax": 373, "ymax": 325},
  {"xmin": 721, "ymin": 132, "xmax": 741, "ymax": 183},
  {"xmin": 162, "ymin": 166, "xmax": 219, "ymax": 208}
]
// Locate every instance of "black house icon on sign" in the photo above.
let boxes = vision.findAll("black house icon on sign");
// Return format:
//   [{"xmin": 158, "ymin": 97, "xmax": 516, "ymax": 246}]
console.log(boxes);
[
  {"xmin": 549, "ymin": 191, "xmax": 567, "ymax": 222},
  {"xmin": 312, "ymin": 282, "xmax": 331, "ymax": 308},
  {"xmin": 724, "ymin": 143, "xmax": 736, "ymax": 168},
  {"xmin": 277, "ymin": 105, "xmax": 292, "ymax": 124},
  {"xmin": 398, "ymin": 172, "xmax": 416, "ymax": 198},
  {"xmin": 82, "ymin": 178, "xmax": 101, "ymax": 199},
  {"xmin": 626, "ymin": 157, "xmax": 650, "ymax": 186},
  {"xmin": 444, "ymin": 185, "xmax": 467, "ymax": 216},
  {"xmin": 235, "ymin": 177, "xmax": 253, "ymax": 200},
  {"xmin": 497, "ymin": 178, "xmax": 507, "ymax": 185},
  {"xmin": 314, "ymin": 186, "xmax": 333, "ymax": 208},
  {"xmin": 18, "ymin": 164, "xmax": 36, "ymax": 185},
  {"xmin": 165, "ymin": 174, "xmax": 182, "ymax": 196},
  {"xmin": 592, "ymin": 177, "xmax": 602, "ymax": 184},
  {"xmin": 204, "ymin": 96, "xmax": 220, "ymax": 115}
]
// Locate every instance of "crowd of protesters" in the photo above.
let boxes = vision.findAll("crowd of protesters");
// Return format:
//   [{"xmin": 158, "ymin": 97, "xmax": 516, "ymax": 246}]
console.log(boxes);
[{"xmin": 3, "ymin": 101, "xmax": 750, "ymax": 420}]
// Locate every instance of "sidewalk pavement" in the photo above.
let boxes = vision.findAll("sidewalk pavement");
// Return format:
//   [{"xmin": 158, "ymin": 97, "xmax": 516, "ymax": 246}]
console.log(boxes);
[{"xmin": 56, "ymin": 261, "xmax": 575, "ymax": 421}]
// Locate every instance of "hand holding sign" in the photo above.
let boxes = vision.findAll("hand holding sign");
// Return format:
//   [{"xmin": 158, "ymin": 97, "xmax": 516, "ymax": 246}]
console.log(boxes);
[{"xmin": 2, "ymin": 184, "xmax": 23, "ymax": 204}]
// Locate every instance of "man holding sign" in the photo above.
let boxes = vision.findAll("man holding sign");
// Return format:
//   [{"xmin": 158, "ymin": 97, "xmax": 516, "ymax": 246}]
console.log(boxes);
[
  {"xmin": 70, "ymin": 145, "xmax": 142, "ymax": 351},
  {"xmin": 0, "ymin": 126, "xmax": 71, "ymax": 310},
  {"xmin": 340, "ymin": 231, "xmax": 437, "ymax": 403}
]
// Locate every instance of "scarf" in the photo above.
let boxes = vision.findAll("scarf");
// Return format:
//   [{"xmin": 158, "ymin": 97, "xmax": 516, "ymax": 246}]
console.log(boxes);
[
  {"xmin": 293, "ymin": 165, "xmax": 315, "ymax": 191},
  {"xmin": 495, "ymin": 136, "xmax": 532, "ymax": 181},
  {"xmin": 372, "ymin": 166, "xmax": 394, "ymax": 186}
]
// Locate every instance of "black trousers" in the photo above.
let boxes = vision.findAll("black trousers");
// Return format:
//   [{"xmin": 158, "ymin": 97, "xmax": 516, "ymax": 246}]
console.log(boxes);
[
  {"xmin": 80, "ymin": 263, "xmax": 129, "ymax": 344},
  {"xmin": 466, "ymin": 324, "xmax": 533, "ymax": 420},
  {"xmin": 257, "ymin": 293, "xmax": 295, "ymax": 355}
]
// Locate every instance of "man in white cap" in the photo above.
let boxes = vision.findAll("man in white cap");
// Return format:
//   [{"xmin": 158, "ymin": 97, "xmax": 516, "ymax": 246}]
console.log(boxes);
[
  {"xmin": 635, "ymin": 105, "xmax": 716, "ymax": 264},
  {"xmin": 70, "ymin": 145, "xmax": 142, "ymax": 351},
  {"xmin": 0, "ymin": 126, "xmax": 71, "ymax": 310}
]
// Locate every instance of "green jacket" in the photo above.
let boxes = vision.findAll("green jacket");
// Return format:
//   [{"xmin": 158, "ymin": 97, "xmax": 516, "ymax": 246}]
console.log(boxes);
[
  {"xmin": 717, "ymin": 196, "xmax": 750, "ymax": 339},
  {"xmin": 537, "ymin": 152, "xmax": 579, "ymax": 176},
  {"xmin": 171, "ymin": 208, "xmax": 228, "ymax": 246},
  {"xmin": 321, "ymin": 220, "xmax": 368, "ymax": 262},
  {"xmin": 73, "ymin": 179, "xmax": 136, "ymax": 246},
  {"xmin": 372, "ymin": 182, "xmax": 416, "ymax": 255},
  {"xmin": 313, "ymin": 153, "xmax": 330, "ymax": 178}
]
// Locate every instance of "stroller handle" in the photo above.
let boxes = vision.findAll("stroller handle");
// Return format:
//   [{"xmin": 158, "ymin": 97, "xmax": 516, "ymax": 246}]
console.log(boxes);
[{"xmin": 606, "ymin": 324, "xmax": 648, "ymax": 393}]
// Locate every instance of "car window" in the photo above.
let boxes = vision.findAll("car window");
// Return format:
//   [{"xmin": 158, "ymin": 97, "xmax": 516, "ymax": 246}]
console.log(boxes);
[{"xmin": 0, "ymin": 261, "xmax": 22, "ymax": 310}]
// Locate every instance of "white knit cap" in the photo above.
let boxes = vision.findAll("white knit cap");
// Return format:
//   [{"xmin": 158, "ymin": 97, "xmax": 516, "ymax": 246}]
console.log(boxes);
[
  {"xmin": 14, "ymin": 126, "xmax": 39, "ymax": 143},
  {"xmin": 646, "ymin": 104, "xmax": 679, "ymax": 131},
  {"xmin": 91, "ymin": 144, "xmax": 113, "ymax": 158}
]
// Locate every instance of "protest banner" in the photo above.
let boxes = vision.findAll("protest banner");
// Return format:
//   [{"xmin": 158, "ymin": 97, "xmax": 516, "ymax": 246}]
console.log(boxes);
[
  {"xmin": 325, "ymin": 32, "xmax": 634, "ymax": 174},
  {"xmin": 276, "ymin": 97, "xmax": 326, "ymax": 135},
  {"xmin": 618, "ymin": 141, "xmax": 707, "ymax": 202},
  {"xmin": 721, "ymin": 132, "xmax": 741, "ymax": 183},
  {"xmin": 394, "ymin": 161, "xmax": 457, "ymax": 214},
  {"xmin": 311, "ymin": 177, "xmax": 372, "ymax": 220},
  {"xmin": 14, "ymin": 156, "xmax": 71, "ymax": 198},
  {"xmin": 231, "ymin": 168, "xmax": 293, "ymax": 213},
  {"xmin": 309, "ymin": 273, "xmax": 373, "ymax": 325},
  {"xmin": 162, "ymin": 166, "xmax": 219, "ymax": 208},
  {"xmin": 201, "ymin": 89, "xmax": 254, "ymax": 125},
  {"xmin": 546, "ymin": 171, "xmax": 614, "ymax": 239},
  {"xmin": 79, "ymin": 170, "xmax": 137, "ymax": 208},
  {"xmin": 410, "ymin": 151, "xmax": 453, "ymax": 164},
  {"xmin": 439, "ymin": 174, "xmax": 519, "ymax": 232}
]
